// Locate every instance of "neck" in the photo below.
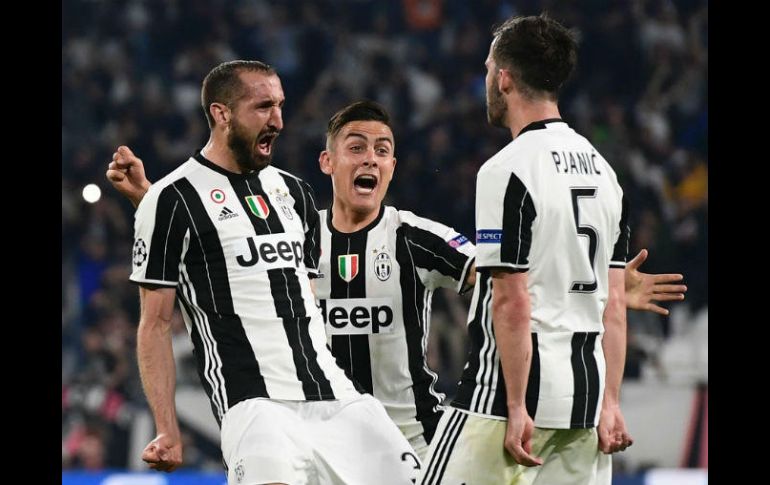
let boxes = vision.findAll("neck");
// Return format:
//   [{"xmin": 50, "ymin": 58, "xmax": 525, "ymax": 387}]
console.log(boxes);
[
  {"xmin": 331, "ymin": 199, "xmax": 381, "ymax": 233},
  {"xmin": 201, "ymin": 134, "xmax": 243, "ymax": 174},
  {"xmin": 506, "ymin": 96, "xmax": 561, "ymax": 140}
]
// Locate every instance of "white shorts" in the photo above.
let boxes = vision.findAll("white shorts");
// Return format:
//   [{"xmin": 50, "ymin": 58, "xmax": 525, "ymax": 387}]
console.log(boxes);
[
  {"xmin": 419, "ymin": 407, "xmax": 611, "ymax": 485},
  {"xmin": 220, "ymin": 394, "xmax": 421, "ymax": 485}
]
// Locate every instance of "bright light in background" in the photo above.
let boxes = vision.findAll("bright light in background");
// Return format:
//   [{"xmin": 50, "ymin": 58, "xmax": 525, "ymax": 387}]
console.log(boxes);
[{"xmin": 82, "ymin": 184, "xmax": 102, "ymax": 203}]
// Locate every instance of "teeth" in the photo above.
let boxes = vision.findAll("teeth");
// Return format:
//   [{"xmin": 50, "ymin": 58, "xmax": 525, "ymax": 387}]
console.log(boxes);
[{"xmin": 259, "ymin": 133, "xmax": 276, "ymax": 145}]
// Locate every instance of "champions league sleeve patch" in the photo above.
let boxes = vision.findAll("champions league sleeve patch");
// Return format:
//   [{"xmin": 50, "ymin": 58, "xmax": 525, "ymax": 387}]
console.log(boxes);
[
  {"xmin": 476, "ymin": 230, "xmax": 503, "ymax": 244},
  {"xmin": 448, "ymin": 234, "xmax": 470, "ymax": 248}
]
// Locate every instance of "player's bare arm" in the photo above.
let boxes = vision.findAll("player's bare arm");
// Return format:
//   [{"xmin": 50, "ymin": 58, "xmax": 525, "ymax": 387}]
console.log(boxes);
[
  {"xmin": 137, "ymin": 285, "xmax": 183, "ymax": 472},
  {"xmin": 598, "ymin": 268, "xmax": 634, "ymax": 454},
  {"xmin": 490, "ymin": 269, "xmax": 543, "ymax": 467},
  {"xmin": 461, "ymin": 256, "xmax": 684, "ymax": 317}
]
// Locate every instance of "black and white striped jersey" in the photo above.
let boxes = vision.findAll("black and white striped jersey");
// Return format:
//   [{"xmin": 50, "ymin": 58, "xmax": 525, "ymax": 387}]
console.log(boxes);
[
  {"xmin": 452, "ymin": 119, "xmax": 629, "ymax": 428},
  {"xmin": 130, "ymin": 153, "xmax": 359, "ymax": 424},
  {"xmin": 315, "ymin": 206, "xmax": 475, "ymax": 447}
]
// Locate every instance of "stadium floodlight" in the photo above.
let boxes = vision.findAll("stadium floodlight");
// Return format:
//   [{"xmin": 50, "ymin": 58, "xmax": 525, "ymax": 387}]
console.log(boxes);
[{"xmin": 82, "ymin": 183, "xmax": 101, "ymax": 203}]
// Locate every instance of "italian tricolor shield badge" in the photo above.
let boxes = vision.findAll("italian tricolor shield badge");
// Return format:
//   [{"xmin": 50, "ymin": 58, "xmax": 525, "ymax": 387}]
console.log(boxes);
[
  {"xmin": 245, "ymin": 195, "xmax": 270, "ymax": 219},
  {"xmin": 338, "ymin": 254, "xmax": 359, "ymax": 282}
]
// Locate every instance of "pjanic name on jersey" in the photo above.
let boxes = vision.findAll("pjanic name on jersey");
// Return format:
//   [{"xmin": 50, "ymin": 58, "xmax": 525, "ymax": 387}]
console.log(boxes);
[{"xmin": 551, "ymin": 150, "xmax": 601, "ymax": 175}]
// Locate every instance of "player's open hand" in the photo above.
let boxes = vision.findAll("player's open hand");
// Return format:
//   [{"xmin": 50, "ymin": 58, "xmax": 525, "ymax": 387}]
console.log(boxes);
[
  {"xmin": 625, "ymin": 249, "xmax": 687, "ymax": 316},
  {"xmin": 141, "ymin": 433, "xmax": 183, "ymax": 472}
]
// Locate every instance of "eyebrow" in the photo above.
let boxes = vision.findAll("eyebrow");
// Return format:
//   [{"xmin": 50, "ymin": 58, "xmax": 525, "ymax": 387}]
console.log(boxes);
[
  {"xmin": 344, "ymin": 132, "xmax": 394, "ymax": 146},
  {"xmin": 254, "ymin": 97, "xmax": 284, "ymax": 107}
]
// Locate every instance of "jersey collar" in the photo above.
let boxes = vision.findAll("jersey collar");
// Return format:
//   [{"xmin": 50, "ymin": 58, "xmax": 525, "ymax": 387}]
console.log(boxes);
[
  {"xmin": 326, "ymin": 204, "xmax": 385, "ymax": 237},
  {"xmin": 518, "ymin": 118, "xmax": 565, "ymax": 137},
  {"xmin": 193, "ymin": 150, "xmax": 267, "ymax": 179}
]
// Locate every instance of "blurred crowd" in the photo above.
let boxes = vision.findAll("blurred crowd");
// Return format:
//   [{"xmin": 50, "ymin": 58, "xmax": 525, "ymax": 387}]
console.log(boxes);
[{"xmin": 62, "ymin": 0, "xmax": 707, "ymax": 470}]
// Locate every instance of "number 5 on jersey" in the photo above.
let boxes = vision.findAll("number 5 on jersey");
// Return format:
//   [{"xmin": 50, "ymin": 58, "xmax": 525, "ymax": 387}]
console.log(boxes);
[{"xmin": 570, "ymin": 187, "xmax": 598, "ymax": 293}]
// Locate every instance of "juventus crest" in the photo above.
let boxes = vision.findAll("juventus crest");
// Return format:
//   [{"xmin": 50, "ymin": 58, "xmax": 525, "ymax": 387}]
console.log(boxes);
[{"xmin": 374, "ymin": 251, "xmax": 391, "ymax": 281}]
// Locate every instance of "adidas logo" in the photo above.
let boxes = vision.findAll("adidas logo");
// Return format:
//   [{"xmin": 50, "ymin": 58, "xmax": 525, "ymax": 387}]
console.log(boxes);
[{"xmin": 218, "ymin": 207, "xmax": 239, "ymax": 221}]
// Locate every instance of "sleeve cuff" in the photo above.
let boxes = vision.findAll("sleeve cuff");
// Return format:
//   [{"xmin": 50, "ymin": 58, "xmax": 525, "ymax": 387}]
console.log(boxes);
[
  {"xmin": 476, "ymin": 262, "xmax": 529, "ymax": 272},
  {"xmin": 129, "ymin": 277, "xmax": 178, "ymax": 288}
]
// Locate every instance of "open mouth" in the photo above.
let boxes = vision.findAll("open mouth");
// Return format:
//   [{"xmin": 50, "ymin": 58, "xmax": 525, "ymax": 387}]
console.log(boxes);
[
  {"xmin": 353, "ymin": 174, "xmax": 378, "ymax": 194},
  {"xmin": 257, "ymin": 132, "xmax": 278, "ymax": 156}
]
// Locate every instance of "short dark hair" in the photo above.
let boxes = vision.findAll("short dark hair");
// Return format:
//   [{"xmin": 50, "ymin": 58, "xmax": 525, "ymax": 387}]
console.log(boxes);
[
  {"xmin": 326, "ymin": 100, "xmax": 392, "ymax": 150},
  {"xmin": 491, "ymin": 14, "xmax": 577, "ymax": 100},
  {"xmin": 200, "ymin": 60, "xmax": 276, "ymax": 128}
]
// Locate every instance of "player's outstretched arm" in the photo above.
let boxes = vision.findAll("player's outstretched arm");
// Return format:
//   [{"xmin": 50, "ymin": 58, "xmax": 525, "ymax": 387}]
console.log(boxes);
[
  {"xmin": 106, "ymin": 145, "xmax": 152, "ymax": 208},
  {"xmin": 624, "ymin": 249, "xmax": 687, "ymax": 316}
]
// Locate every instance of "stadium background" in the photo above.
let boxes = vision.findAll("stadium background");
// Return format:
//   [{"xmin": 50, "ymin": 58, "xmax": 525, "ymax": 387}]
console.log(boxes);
[{"xmin": 62, "ymin": 0, "xmax": 708, "ymax": 483}]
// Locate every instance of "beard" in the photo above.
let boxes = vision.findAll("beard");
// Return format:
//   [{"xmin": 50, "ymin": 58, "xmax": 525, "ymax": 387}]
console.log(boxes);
[
  {"xmin": 227, "ymin": 119, "xmax": 274, "ymax": 172},
  {"xmin": 486, "ymin": 84, "xmax": 508, "ymax": 128}
]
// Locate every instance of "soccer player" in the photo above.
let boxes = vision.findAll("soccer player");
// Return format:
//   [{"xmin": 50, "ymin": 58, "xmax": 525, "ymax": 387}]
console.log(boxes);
[
  {"xmin": 420, "ymin": 15, "xmax": 637, "ymax": 485},
  {"xmin": 110, "ymin": 101, "xmax": 685, "ymax": 468},
  {"xmin": 121, "ymin": 60, "xmax": 417, "ymax": 485},
  {"xmin": 110, "ymin": 100, "xmax": 477, "ymax": 463},
  {"xmin": 315, "ymin": 101, "xmax": 475, "ymax": 460}
]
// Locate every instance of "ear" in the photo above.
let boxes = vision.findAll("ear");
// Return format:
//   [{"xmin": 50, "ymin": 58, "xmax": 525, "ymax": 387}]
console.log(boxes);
[
  {"xmin": 498, "ymin": 69, "xmax": 513, "ymax": 95},
  {"xmin": 319, "ymin": 150, "xmax": 333, "ymax": 175},
  {"xmin": 210, "ymin": 103, "xmax": 230, "ymax": 127},
  {"xmin": 387, "ymin": 156, "xmax": 398, "ymax": 182}
]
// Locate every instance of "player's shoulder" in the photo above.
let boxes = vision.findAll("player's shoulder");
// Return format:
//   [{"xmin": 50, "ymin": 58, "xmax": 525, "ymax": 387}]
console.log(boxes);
[
  {"xmin": 142, "ymin": 157, "xmax": 200, "ymax": 203},
  {"xmin": 479, "ymin": 139, "xmax": 518, "ymax": 175},
  {"xmin": 267, "ymin": 165, "xmax": 312, "ymax": 189},
  {"xmin": 393, "ymin": 208, "xmax": 463, "ymax": 242},
  {"xmin": 395, "ymin": 207, "xmax": 440, "ymax": 228}
]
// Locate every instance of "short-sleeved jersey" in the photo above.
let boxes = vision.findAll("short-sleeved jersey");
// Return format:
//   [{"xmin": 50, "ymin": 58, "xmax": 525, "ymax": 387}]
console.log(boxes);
[
  {"xmin": 453, "ymin": 119, "xmax": 629, "ymax": 428},
  {"xmin": 130, "ymin": 153, "xmax": 358, "ymax": 424},
  {"xmin": 315, "ymin": 206, "xmax": 475, "ymax": 446}
]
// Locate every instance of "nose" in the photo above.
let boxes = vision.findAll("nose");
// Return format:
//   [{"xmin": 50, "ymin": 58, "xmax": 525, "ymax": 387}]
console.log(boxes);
[
  {"xmin": 268, "ymin": 106, "xmax": 283, "ymax": 132},
  {"xmin": 362, "ymin": 146, "xmax": 378, "ymax": 167}
]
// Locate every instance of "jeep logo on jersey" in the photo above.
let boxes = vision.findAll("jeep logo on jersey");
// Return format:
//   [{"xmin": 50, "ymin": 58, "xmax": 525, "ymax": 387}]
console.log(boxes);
[
  {"xmin": 245, "ymin": 195, "xmax": 270, "ymax": 219},
  {"xmin": 373, "ymin": 252, "xmax": 391, "ymax": 281},
  {"xmin": 338, "ymin": 254, "xmax": 359, "ymax": 282},
  {"xmin": 319, "ymin": 298, "xmax": 394, "ymax": 335},
  {"xmin": 236, "ymin": 233, "xmax": 304, "ymax": 270}
]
